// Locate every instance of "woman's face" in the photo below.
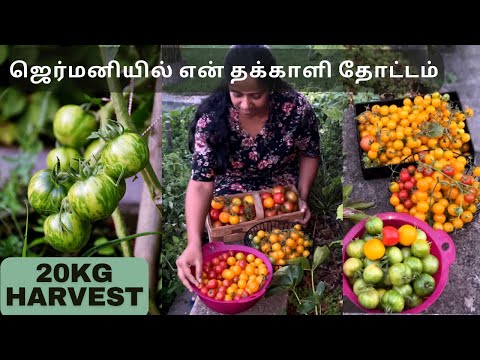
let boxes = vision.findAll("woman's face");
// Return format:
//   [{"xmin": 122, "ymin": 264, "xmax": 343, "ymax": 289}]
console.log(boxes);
[{"xmin": 228, "ymin": 76, "xmax": 269, "ymax": 118}]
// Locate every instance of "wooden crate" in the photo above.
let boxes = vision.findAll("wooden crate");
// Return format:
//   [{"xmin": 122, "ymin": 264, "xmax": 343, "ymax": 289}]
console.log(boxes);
[{"xmin": 205, "ymin": 184, "xmax": 305, "ymax": 243}]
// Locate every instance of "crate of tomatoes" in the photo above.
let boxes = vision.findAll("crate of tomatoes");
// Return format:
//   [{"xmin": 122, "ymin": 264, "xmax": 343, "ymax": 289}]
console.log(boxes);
[
  {"xmin": 355, "ymin": 91, "xmax": 475, "ymax": 180},
  {"xmin": 205, "ymin": 184, "xmax": 305, "ymax": 243}
]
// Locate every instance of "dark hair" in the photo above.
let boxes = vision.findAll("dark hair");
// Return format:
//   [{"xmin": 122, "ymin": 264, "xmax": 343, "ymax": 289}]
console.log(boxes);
[{"xmin": 188, "ymin": 45, "xmax": 292, "ymax": 175}]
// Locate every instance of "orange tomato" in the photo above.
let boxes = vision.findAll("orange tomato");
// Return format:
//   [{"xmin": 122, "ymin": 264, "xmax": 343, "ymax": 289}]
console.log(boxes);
[
  {"xmin": 211, "ymin": 197, "xmax": 224, "ymax": 210},
  {"xmin": 263, "ymin": 197, "xmax": 275, "ymax": 209},
  {"xmin": 398, "ymin": 225, "xmax": 417, "ymax": 246},
  {"xmin": 363, "ymin": 239, "xmax": 385, "ymax": 260}
]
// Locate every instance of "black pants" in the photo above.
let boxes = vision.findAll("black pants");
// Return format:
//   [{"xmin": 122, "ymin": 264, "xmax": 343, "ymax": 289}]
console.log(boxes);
[{"xmin": 201, "ymin": 230, "xmax": 209, "ymax": 245}]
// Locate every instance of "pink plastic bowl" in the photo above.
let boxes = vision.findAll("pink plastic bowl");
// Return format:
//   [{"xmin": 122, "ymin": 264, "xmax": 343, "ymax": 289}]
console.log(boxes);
[
  {"xmin": 192, "ymin": 242, "xmax": 273, "ymax": 315},
  {"xmin": 343, "ymin": 212, "xmax": 456, "ymax": 314}
]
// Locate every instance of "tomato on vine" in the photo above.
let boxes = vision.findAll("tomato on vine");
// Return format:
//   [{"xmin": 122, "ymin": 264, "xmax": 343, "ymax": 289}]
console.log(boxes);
[
  {"xmin": 53, "ymin": 105, "xmax": 98, "ymax": 148},
  {"xmin": 44, "ymin": 208, "xmax": 91, "ymax": 253},
  {"xmin": 27, "ymin": 163, "xmax": 73, "ymax": 216}
]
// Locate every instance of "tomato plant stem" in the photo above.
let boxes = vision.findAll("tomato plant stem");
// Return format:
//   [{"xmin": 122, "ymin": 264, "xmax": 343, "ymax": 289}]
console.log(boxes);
[
  {"xmin": 293, "ymin": 290, "xmax": 302, "ymax": 305},
  {"xmin": 310, "ymin": 270, "xmax": 319, "ymax": 315},
  {"xmin": 98, "ymin": 100, "xmax": 116, "ymax": 128},
  {"xmin": 100, "ymin": 50, "xmax": 163, "ymax": 206},
  {"xmin": 111, "ymin": 208, "xmax": 133, "ymax": 257},
  {"xmin": 100, "ymin": 46, "xmax": 163, "ymax": 314}
]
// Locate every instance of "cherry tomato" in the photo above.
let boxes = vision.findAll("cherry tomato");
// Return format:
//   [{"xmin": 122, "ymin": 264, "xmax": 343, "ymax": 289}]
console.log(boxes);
[{"xmin": 381, "ymin": 226, "xmax": 400, "ymax": 246}]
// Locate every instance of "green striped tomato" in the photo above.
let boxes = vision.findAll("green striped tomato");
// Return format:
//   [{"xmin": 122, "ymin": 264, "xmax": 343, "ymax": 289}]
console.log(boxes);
[
  {"xmin": 46, "ymin": 146, "xmax": 81, "ymax": 172},
  {"xmin": 68, "ymin": 174, "xmax": 119, "ymax": 222},
  {"xmin": 27, "ymin": 169, "xmax": 72, "ymax": 215},
  {"xmin": 84, "ymin": 139, "xmax": 105, "ymax": 160},
  {"xmin": 53, "ymin": 105, "xmax": 98, "ymax": 148},
  {"xmin": 117, "ymin": 177, "xmax": 126, "ymax": 201},
  {"xmin": 102, "ymin": 132, "xmax": 149, "ymax": 179},
  {"xmin": 44, "ymin": 211, "xmax": 91, "ymax": 253}
]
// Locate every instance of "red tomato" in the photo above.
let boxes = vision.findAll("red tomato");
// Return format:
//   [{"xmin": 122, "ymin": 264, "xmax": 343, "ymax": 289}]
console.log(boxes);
[
  {"xmin": 273, "ymin": 193, "xmax": 286, "ymax": 205},
  {"xmin": 382, "ymin": 226, "xmax": 400, "ymax": 246},
  {"xmin": 212, "ymin": 220, "xmax": 223, "ymax": 228},
  {"xmin": 264, "ymin": 209, "xmax": 278, "ymax": 217},
  {"xmin": 404, "ymin": 181, "xmax": 414, "ymax": 191},
  {"xmin": 237, "ymin": 260, "xmax": 247, "ymax": 269},
  {"xmin": 464, "ymin": 193, "xmax": 475, "ymax": 203},
  {"xmin": 461, "ymin": 175, "xmax": 474, "ymax": 185},
  {"xmin": 442, "ymin": 165, "xmax": 455, "ymax": 177},
  {"xmin": 282, "ymin": 201, "xmax": 295, "ymax": 213},
  {"xmin": 360, "ymin": 135, "xmax": 375, "ymax": 152},
  {"xmin": 206, "ymin": 279, "xmax": 218, "ymax": 289},
  {"xmin": 260, "ymin": 192, "xmax": 272, "ymax": 200},
  {"xmin": 214, "ymin": 265, "xmax": 223, "ymax": 274},
  {"xmin": 399, "ymin": 170, "xmax": 411, "ymax": 182},
  {"xmin": 422, "ymin": 167, "xmax": 434, "ymax": 177},
  {"xmin": 210, "ymin": 208, "xmax": 221, "ymax": 221},
  {"xmin": 271, "ymin": 185, "xmax": 286, "ymax": 194}
]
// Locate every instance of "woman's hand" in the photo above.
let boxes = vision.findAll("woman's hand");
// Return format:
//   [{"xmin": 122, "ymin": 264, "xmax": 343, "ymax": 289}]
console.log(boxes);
[
  {"xmin": 176, "ymin": 243, "xmax": 203, "ymax": 292},
  {"xmin": 298, "ymin": 200, "xmax": 312, "ymax": 225}
]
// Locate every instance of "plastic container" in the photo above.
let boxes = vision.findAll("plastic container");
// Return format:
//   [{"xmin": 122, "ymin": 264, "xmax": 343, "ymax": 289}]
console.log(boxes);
[
  {"xmin": 355, "ymin": 92, "xmax": 475, "ymax": 180},
  {"xmin": 342, "ymin": 212, "xmax": 456, "ymax": 314},
  {"xmin": 192, "ymin": 242, "xmax": 273, "ymax": 314}
]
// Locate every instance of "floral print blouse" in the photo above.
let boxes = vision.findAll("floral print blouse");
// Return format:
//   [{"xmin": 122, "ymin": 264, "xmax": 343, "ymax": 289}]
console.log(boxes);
[{"xmin": 191, "ymin": 90, "xmax": 321, "ymax": 196}]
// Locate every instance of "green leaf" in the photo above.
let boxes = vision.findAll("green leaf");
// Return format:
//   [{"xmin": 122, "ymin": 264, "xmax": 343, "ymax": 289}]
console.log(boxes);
[
  {"xmin": 0, "ymin": 45, "xmax": 8, "ymax": 65},
  {"xmin": 323, "ymin": 107, "xmax": 344, "ymax": 121},
  {"xmin": 27, "ymin": 237, "xmax": 47, "ymax": 248},
  {"xmin": 84, "ymin": 95, "xmax": 103, "ymax": 106},
  {"xmin": 265, "ymin": 284, "xmax": 290, "ymax": 298},
  {"xmin": 336, "ymin": 204, "xmax": 343, "ymax": 220},
  {"xmin": 286, "ymin": 256, "xmax": 311, "ymax": 270},
  {"xmin": 132, "ymin": 95, "xmax": 154, "ymax": 130},
  {"xmin": 421, "ymin": 121, "xmax": 444, "ymax": 138},
  {"xmin": 343, "ymin": 185, "xmax": 353, "ymax": 203},
  {"xmin": 81, "ymin": 231, "xmax": 161, "ymax": 257},
  {"xmin": 22, "ymin": 201, "xmax": 29, "ymax": 257},
  {"xmin": 312, "ymin": 245, "xmax": 330, "ymax": 271},
  {"xmin": 86, "ymin": 132, "xmax": 100, "ymax": 140},
  {"xmin": 343, "ymin": 208, "xmax": 371, "ymax": 223},
  {"xmin": 271, "ymin": 265, "xmax": 303, "ymax": 288},
  {"xmin": 0, "ymin": 87, "xmax": 27, "ymax": 119},
  {"xmin": 296, "ymin": 296, "xmax": 317, "ymax": 315},
  {"xmin": 345, "ymin": 201, "xmax": 375, "ymax": 210},
  {"xmin": 316, "ymin": 281, "xmax": 326, "ymax": 296}
]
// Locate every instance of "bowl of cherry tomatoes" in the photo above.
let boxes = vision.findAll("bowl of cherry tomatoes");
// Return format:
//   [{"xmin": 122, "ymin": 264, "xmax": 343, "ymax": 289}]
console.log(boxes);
[{"xmin": 192, "ymin": 242, "xmax": 273, "ymax": 314}]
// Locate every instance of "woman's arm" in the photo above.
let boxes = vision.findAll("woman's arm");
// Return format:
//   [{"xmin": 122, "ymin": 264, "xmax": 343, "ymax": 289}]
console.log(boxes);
[
  {"xmin": 297, "ymin": 155, "xmax": 320, "ymax": 224},
  {"xmin": 175, "ymin": 179, "xmax": 214, "ymax": 291},
  {"xmin": 298, "ymin": 156, "xmax": 320, "ymax": 201},
  {"xmin": 185, "ymin": 179, "xmax": 214, "ymax": 247}
]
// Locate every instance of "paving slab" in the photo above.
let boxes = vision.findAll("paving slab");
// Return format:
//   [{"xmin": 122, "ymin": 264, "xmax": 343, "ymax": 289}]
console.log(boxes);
[{"xmin": 190, "ymin": 292, "xmax": 288, "ymax": 315}]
